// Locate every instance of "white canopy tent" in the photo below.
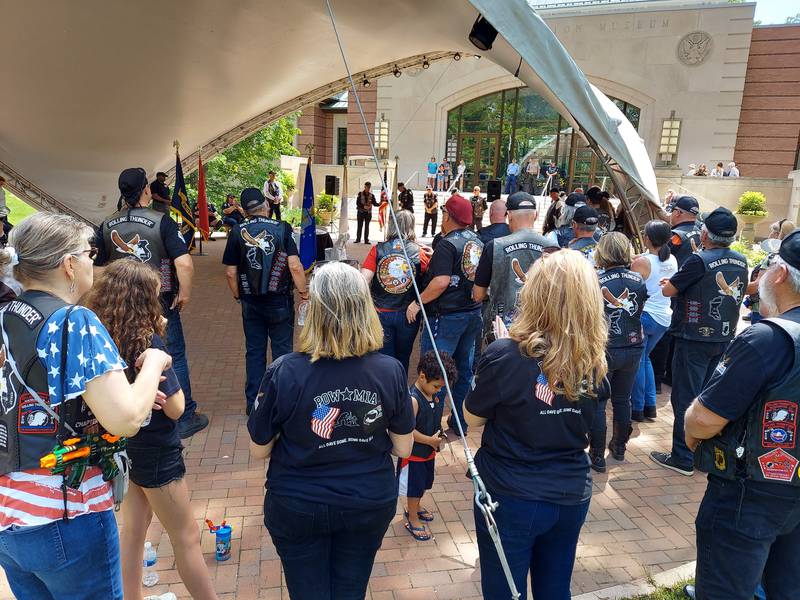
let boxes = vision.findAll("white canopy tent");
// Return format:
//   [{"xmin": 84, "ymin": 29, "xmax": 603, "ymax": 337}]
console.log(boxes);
[{"xmin": 0, "ymin": 0, "xmax": 660, "ymax": 231}]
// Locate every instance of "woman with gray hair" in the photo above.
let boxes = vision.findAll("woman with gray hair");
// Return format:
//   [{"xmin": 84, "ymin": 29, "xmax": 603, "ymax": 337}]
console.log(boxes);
[
  {"xmin": 0, "ymin": 213, "xmax": 171, "ymax": 599},
  {"xmin": 361, "ymin": 210, "xmax": 429, "ymax": 373},
  {"xmin": 248, "ymin": 261, "xmax": 414, "ymax": 600}
]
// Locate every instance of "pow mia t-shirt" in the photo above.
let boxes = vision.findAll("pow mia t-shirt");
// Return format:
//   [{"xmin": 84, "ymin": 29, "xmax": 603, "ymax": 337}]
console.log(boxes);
[
  {"xmin": 465, "ymin": 338, "xmax": 596, "ymax": 505},
  {"xmin": 248, "ymin": 352, "xmax": 415, "ymax": 508}
]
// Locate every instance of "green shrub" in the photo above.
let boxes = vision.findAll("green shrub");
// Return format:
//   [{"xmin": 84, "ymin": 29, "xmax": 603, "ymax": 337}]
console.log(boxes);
[
  {"xmin": 735, "ymin": 191, "xmax": 768, "ymax": 217},
  {"xmin": 315, "ymin": 193, "xmax": 338, "ymax": 212},
  {"xmin": 730, "ymin": 240, "xmax": 767, "ymax": 267},
  {"xmin": 279, "ymin": 170, "xmax": 296, "ymax": 196},
  {"xmin": 283, "ymin": 207, "xmax": 323, "ymax": 228}
]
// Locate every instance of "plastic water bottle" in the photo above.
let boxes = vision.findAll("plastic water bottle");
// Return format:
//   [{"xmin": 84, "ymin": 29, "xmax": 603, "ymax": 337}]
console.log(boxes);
[
  {"xmin": 297, "ymin": 300, "xmax": 309, "ymax": 327},
  {"xmin": 142, "ymin": 541, "xmax": 159, "ymax": 587}
]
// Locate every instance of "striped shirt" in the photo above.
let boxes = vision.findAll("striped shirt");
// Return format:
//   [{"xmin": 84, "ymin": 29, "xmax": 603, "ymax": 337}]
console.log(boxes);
[{"xmin": 0, "ymin": 306, "xmax": 124, "ymax": 531}]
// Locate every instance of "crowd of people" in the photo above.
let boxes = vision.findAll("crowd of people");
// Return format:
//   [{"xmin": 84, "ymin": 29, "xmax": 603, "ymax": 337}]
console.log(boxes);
[
  {"xmin": 1, "ymin": 162, "xmax": 799, "ymax": 600},
  {"xmin": 685, "ymin": 161, "xmax": 740, "ymax": 177}
]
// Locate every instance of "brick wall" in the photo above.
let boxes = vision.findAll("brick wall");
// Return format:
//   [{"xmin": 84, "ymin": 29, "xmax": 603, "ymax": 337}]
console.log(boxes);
[
  {"xmin": 733, "ymin": 25, "xmax": 800, "ymax": 178},
  {"xmin": 297, "ymin": 105, "xmax": 333, "ymax": 164},
  {"xmin": 346, "ymin": 83, "xmax": 377, "ymax": 157}
]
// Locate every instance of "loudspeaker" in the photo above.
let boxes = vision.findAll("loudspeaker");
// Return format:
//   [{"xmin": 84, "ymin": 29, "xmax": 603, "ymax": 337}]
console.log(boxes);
[
  {"xmin": 324, "ymin": 175, "xmax": 340, "ymax": 196},
  {"xmin": 487, "ymin": 179, "xmax": 501, "ymax": 201}
]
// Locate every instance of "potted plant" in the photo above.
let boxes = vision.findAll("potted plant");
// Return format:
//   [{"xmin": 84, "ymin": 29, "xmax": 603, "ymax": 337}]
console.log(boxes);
[
  {"xmin": 315, "ymin": 192, "xmax": 338, "ymax": 225},
  {"xmin": 734, "ymin": 191, "xmax": 768, "ymax": 241}
]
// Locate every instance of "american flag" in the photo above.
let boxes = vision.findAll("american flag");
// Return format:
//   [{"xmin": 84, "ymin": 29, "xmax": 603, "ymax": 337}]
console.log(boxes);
[
  {"xmin": 535, "ymin": 372, "xmax": 555, "ymax": 406},
  {"xmin": 311, "ymin": 405, "xmax": 340, "ymax": 439}
]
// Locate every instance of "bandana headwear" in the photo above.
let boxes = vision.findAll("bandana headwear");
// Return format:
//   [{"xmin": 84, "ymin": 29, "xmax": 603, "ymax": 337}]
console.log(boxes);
[{"xmin": 5, "ymin": 246, "xmax": 19, "ymax": 267}]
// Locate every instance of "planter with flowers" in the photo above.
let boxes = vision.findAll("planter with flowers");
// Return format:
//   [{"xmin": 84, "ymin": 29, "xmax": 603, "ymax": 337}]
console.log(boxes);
[{"xmin": 734, "ymin": 191, "xmax": 768, "ymax": 241}]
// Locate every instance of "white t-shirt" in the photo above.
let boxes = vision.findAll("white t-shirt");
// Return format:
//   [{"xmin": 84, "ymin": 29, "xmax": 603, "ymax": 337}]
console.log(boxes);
[
  {"xmin": 727, "ymin": 166, "xmax": 740, "ymax": 177},
  {"xmin": 642, "ymin": 252, "xmax": 678, "ymax": 327},
  {"xmin": 0, "ymin": 187, "xmax": 7, "ymax": 218}
]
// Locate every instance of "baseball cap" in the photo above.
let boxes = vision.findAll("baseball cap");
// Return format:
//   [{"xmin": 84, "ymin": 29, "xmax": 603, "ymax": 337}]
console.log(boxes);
[
  {"xmin": 669, "ymin": 195, "xmax": 700, "ymax": 215},
  {"xmin": 444, "ymin": 194, "xmax": 472, "ymax": 226},
  {"xmin": 703, "ymin": 207, "xmax": 738, "ymax": 237},
  {"xmin": 506, "ymin": 191, "xmax": 537, "ymax": 211},
  {"xmin": 573, "ymin": 205, "xmax": 599, "ymax": 225},
  {"xmin": 118, "ymin": 167, "xmax": 148, "ymax": 205},
  {"xmin": 565, "ymin": 192, "xmax": 586, "ymax": 207},
  {"xmin": 240, "ymin": 188, "xmax": 266, "ymax": 212},
  {"xmin": 779, "ymin": 229, "xmax": 800, "ymax": 270}
]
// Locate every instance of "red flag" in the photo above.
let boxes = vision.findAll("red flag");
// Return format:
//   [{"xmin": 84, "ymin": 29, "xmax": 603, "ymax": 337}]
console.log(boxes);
[
  {"xmin": 378, "ymin": 190, "xmax": 389, "ymax": 230},
  {"xmin": 197, "ymin": 155, "xmax": 210, "ymax": 241}
]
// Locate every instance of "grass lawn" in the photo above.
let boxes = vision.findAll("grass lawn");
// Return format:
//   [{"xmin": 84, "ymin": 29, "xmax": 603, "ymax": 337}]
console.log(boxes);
[
  {"xmin": 624, "ymin": 580, "xmax": 691, "ymax": 599},
  {"xmin": 6, "ymin": 192, "xmax": 37, "ymax": 225}
]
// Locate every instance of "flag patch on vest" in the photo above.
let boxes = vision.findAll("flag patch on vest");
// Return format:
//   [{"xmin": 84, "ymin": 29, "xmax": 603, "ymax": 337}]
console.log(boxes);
[
  {"xmin": 111, "ymin": 230, "xmax": 152, "ymax": 262},
  {"xmin": 18, "ymin": 392, "xmax": 58, "ymax": 434},
  {"xmin": 758, "ymin": 448, "xmax": 799, "ymax": 482},
  {"xmin": 762, "ymin": 400, "xmax": 797, "ymax": 449}
]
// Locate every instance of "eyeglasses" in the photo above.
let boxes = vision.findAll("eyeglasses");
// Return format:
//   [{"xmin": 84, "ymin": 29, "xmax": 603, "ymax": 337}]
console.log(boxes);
[{"xmin": 71, "ymin": 248, "xmax": 98, "ymax": 262}]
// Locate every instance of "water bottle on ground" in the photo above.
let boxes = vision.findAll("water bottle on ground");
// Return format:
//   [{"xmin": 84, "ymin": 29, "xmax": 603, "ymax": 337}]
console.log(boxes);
[{"xmin": 142, "ymin": 541, "xmax": 159, "ymax": 587}]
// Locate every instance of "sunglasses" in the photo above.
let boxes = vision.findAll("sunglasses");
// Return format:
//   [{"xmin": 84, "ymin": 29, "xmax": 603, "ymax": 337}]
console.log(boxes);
[{"xmin": 71, "ymin": 248, "xmax": 98, "ymax": 262}]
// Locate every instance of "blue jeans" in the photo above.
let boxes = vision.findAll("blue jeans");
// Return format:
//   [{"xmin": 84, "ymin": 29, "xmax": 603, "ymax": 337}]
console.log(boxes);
[
  {"xmin": 0, "ymin": 510, "xmax": 122, "ymax": 599},
  {"xmin": 242, "ymin": 298, "xmax": 294, "ymax": 412},
  {"xmin": 378, "ymin": 310, "xmax": 420, "ymax": 374},
  {"xmin": 670, "ymin": 338, "xmax": 727, "ymax": 468},
  {"xmin": 695, "ymin": 477, "xmax": 800, "ymax": 600},
  {"xmin": 264, "ymin": 492, "xmax": 395, "ymax": 600},
  {"xmin": 504, "ymin": 174, "xmax": 518, "ymax": 194},
  {"xmin": 475, "ymin": 493, "xmax": 590, "ymax": 600},
  {"xmin": 420, "ymin": 308, "xmax": 482, "ymax": 432},
  {"xmin": 631, "ymin": 312, "xmax": 668, "ymax": 412},
  {"xmin": 164, "ymin": 297, "xmax": 195, "ymax": 422}
]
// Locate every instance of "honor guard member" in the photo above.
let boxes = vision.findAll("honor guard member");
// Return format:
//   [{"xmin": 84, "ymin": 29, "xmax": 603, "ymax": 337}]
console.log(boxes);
[
  {"xmin": 669, "ymin": 196, "xmax": 702, "ymax": 267},
  {"xmin": 568, "ymin": 205, "xmax": 600, "ymax": 262},
  {"xmin": 222, "ymin": 188, "xmax": 308, "ymax": 415},
  {"xmin": 406, "ymin": 194, "xmax": 483, "ymax": 433},
  {"xmin": 683, "ymin": 229, "xmax": 800, "ymax": 600},
  {"xmin": 651, "ymin": 207, "xmax": 747, "ymax": 475},
  {"xmin": 95, "ymin": 167, "xmax": 208, "ymax": 438},
  {"xmin": 473, "ymin": 192, "xmax": 557, "ymax": 343}
]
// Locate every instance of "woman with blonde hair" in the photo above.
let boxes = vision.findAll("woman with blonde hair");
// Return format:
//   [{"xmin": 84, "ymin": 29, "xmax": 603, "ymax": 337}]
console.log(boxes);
[
  {"xmin": 0, "ymin": 213, "xmax": 170, "ymax": 599},
  {"xmin": 83, "ymin": 260, "xmax": 218, "ymax": 600},
  {"xmin": 465, "ymin": 250, "xmax": 608, "ymax": 600},
  {"xmin": 248, "ymin": 261, "xmax": 414, "ymax": 600},
  {"xmin": 589, "ymin": 233, "xmax": 647, "ymax": 472}
]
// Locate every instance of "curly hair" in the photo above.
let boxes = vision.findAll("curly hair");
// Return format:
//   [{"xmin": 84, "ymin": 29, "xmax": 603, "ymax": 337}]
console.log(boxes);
[
  {"xmin": 82, "ymin": 260, "xmax": 165, "ymax": 373},
  {"xmin": 416, "ymin": 350, "xmax": 458, "ymax": 384}
]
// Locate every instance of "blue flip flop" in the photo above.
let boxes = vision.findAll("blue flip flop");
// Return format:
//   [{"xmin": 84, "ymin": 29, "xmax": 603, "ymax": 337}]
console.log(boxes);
[{"xmin": 404, "ymin": 521, "xmax": 432, "ymax": 541}]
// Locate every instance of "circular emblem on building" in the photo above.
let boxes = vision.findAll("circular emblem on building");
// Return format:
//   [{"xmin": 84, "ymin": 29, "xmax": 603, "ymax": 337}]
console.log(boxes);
[
  {"xmin": 377, "ymin": 254, "xmax": 413, "ymax": 294},
  {"xmin": 462, "ymin": 241, "xmax": 482, "ymax": 281},
  {"xmin": 677, "ymin": 31, "xmax": 713, "ymax": 66}
]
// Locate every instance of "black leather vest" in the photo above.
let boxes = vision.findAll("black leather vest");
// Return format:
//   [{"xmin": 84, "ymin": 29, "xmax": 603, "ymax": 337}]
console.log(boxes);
[
  {"xmin": 0, "ymin": 292, "xmax": 91, "ymax": 475},
  {"xmin": 236, "ymin": 217, "xmax": 291, "ymax": 297},
  {"xmin": 671, "ymin": 248, "xmax": 747, "ymax": 343},
  {"xmin": 410, "ymin": 386, "xmax": 442, "ymax": 459},
  {"xmin": 370, "ymin": 239, "xmax": 421, "ymax": 311},
  {"xmin": 598, "ymin": 267, "xmax": 647, "ymax": 348},
  {"xmin": 101, "ymin": 207, "xmax": 173, "ymax": 292},
  {"xmin": 434, "ymin": 229, "xmax": 483, "ymax": 314},
  {"xmin": 670, "ymin": 222, "xmax": 701, "ymax": 267},
  {"xmin": 568, "ymin": 236, "xmax": 597, "ymax": 262},
  {"xmin": 696, "ymin": 314, "xmax": 800, "ymax": 486}
]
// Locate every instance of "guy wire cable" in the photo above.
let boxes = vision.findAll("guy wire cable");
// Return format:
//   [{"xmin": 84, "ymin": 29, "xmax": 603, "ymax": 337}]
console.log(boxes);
[{"xmin": 324, "ymin": 2, "xmax": 521, "ymax": 598}]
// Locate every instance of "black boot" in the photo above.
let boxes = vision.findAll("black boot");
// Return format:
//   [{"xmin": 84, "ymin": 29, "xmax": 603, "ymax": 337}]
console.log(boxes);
[
  {"xmin": 643, "ymin": 405, "xmax": 657, "ymax": 421},
  {"xmin": 608, "ymin": 422, "xmax": 633, "ymax": 461},
  {"xmin": 589, "ymin": 447, "xmax": 606, "ymax": 473},
  {"xmin": 631, "ymin": 410, "xmax": 645, "ymax": 422}
]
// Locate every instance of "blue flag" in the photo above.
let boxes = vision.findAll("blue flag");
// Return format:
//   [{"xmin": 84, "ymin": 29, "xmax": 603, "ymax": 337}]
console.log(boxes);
[
  {"xmin": 171, "ymin": 151, "xmax": 196, "ymax": 250},
  {"xmin": 299, "ymin": 162, "xmax": 316, "ymax": 271}
]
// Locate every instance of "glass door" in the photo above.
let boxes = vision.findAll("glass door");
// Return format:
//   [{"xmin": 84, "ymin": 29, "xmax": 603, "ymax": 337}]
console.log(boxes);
[{"xmin": 459, "ymin": 133, "xmax": 499, "ymax": 190}]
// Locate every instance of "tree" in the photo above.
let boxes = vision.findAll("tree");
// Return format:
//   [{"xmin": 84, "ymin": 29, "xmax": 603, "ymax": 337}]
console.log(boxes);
[
  {"xmin": 187, "ymin": 114, "xmax": 300, "ymax": 203},
  {"xmin": 787, "ymin": 13, "xmax": 800, "ymax": 24}
]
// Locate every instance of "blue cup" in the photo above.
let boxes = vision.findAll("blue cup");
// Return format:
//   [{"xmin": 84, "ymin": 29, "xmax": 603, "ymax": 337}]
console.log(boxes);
[{"xmin": 215, "ymin": 525, "xmax": 232, "ymax": 561}]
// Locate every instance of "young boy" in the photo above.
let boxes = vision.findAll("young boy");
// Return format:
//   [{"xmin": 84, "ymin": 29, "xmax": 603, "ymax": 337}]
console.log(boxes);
[{"xmin": 397, "ymin": 351, "xmax": 458, "ymax": 541}]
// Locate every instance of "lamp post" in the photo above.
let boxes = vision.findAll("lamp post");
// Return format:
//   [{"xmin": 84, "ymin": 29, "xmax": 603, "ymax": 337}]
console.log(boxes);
[{"xmin": 375, "ymin": 113, "xmax": 389, "ymax": 161}]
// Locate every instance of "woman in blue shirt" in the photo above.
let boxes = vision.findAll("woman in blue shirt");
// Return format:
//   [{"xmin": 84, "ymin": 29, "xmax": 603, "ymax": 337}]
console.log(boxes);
[
  {"xmin": 248, "ymin": 262, "xmax": 414, "ymax": 600},
  {"xmin": 465, "ymin": 249, "xmax": 608, "ymax": 600}
]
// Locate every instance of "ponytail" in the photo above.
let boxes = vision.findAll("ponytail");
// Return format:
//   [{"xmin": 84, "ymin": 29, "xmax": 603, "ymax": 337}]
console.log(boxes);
[
  {"xmin": 657, "ymin": 244, "xmax": 671, "ymax": 262},
  {"xmin": 644, "ymin": 220, "xmax": 672, "ymax": 263}
]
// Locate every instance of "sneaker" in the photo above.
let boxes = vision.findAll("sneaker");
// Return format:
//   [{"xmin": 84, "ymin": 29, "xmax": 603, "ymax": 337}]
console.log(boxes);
[
  {"xmin": 631, "ymin": 410, "xmax": 646, "ymax": 422},
  {"xmin": 650, "ymin": 451, "xmax": 694, "ymax": 476},
  {"xmin": 643, "ymin": 405, "xmax": 658, "ymax": 421},
  {"xmin": 178, "ymin": 413, "xmax": 209, "ymax": 439},
  {"xmin": 683, "ymin": 584, "xmax": 696, "ymax": 599}
]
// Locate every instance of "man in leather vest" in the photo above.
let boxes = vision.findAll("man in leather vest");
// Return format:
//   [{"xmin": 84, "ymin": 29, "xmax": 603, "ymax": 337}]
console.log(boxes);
[
  {"xmin": 95, "ymin": 167, "xmax": 208, "ymax": 438},
  {"xmin": 355, "ymin": 182, "xmax": 380, "ymax": 244},
  {"xmin": 568, "ymin": 205, "xmax": 599, "ymax": 262},
  {"xmin": 223, "ymin": 188, "xmax": 308, "ymax": 415},
  {"xmin": 682, "ymin": 228, "xmax": 800, "ymax": 600},
  {"xmin": 473, "ymin": 192, "xmax": 557, "ymax": 343},
  {"xmin": 262, "ymin": 170, "xmax": 283, "ymax": 221},
  {"xmin": 651, "ymin": 207, "xmax": 747, "ymax": 476},
  {"xmin": 398, "ymin": 183, "xmax": 414, "ymax": 213},
  {"xmin": 406, "ymin": 194, "xmax": 483, "ymax": 433},
  {"xmin": 669, "ymin": 195, "xmax": 702, "ymax": 267}
]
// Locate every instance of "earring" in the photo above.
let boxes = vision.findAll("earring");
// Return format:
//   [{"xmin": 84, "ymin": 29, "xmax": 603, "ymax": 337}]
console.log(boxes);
[{"xmin": 68, "ymin": 279, "xmax": 76, "ymax": 294}]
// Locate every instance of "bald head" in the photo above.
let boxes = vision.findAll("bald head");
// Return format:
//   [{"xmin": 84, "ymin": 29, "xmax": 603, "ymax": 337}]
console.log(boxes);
[{"xmin": 489, "ymin": 199, "xmax": 507, "ymax": 224}]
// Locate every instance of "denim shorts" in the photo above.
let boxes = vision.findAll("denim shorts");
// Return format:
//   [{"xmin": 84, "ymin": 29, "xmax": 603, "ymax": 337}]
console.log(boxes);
[{"xmin": 128, "ymin": 444, "xmax": 186, "ymax": 488}]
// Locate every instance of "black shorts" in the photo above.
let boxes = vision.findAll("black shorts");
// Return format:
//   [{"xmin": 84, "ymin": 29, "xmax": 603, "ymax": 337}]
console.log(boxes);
[
  {"xmin": 396, "ymin": 458, "xmax": 435, "ymax": 498},
  {"xmin": 128, "ymin": 444, "xmax": 186, "ymax": 489}
]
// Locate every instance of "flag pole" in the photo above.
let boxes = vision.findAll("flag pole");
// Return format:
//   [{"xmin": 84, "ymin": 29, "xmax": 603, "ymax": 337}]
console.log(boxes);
[{"xmin": 195, "ymin": 145, "xmax": 207, "ymax": 256}]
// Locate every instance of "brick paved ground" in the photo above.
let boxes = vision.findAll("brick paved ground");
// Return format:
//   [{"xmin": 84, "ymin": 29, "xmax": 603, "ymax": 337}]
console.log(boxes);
[{"xmin": 0, "ymin": 209, "xmax": 707, "ymax": 599}]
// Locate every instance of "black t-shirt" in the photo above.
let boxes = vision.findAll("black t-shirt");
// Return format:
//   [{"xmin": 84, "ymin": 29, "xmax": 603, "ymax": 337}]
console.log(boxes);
[
  {"xmin": 126, "ymin": 334, "xmax": 182, "ymax": 449},
  {"xmin": 222, "ymin": 201, "xmax": 245, "ymax": 224},
  {"xmin": 149, "ymin": 181, "xmax": 171, "ymax": 212},
  {"xmin": 247, "ymin": 352, "xmax": 415, "ymax": 508},
  {"xmin": 474, "ymin": 241, "xmax": 495, "ymax": 288},
  {"xmin": 427, "ymin": 236, "xmax": 481, "ymax": 313},
  {"xmin": 478, "ymin": 223, "xmax": 511, "ymax": 246},
  {"xmin": 465, "ymin": 338, "xmax": 595, "ymax": 505}
]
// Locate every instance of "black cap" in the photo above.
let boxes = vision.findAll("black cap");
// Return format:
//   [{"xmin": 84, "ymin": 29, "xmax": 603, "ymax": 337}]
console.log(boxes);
[
  {"xmin": 549, "ymin": 186, "xmax": 560, "ymax": 194},
  {"xmin": 565, "ymin": 192, "xmax": 585, "ymax": 207},
  {"xmin": 118, "ymin": 168, "xmax": 148, "ymax": 205},
  {"xmin": 670, "ymin": 195, "xmax": 699, "ymax": 216},
  {"xmin": 779, "ymin": 229, "xmax": 800, "ymax": 270},
  {"xmin": 506, "ymin": 191, "xmax": 537, "ymax": 211},
  {"xmin": 240, "ymin": 187, "xmax": 266, "ymax": 212},
  {"xmin": 703, "ymin": 207, "xmax": 738, "ymax": 237},
  {"xmin": 156, "ymin": 171, "xmax": 167, "ymax": 178},
  {"xmin": 573, "ymin": 205, "xmax": 599, "ymax": 225}
]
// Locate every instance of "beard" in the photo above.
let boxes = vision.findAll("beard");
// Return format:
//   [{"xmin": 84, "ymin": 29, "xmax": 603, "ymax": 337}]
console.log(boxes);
[{"xmin": 758, "ymin": 272, "xmax": 778, "ymax": 318}]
